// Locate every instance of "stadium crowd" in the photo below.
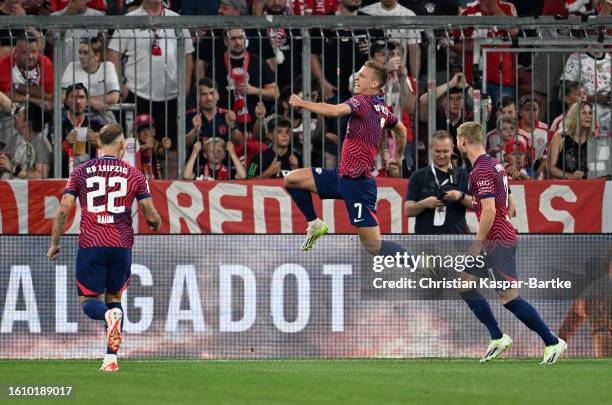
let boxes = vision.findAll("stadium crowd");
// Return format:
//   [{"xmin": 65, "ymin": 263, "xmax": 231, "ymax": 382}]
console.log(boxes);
[{"xmin": 0, "ymin": 0, "xmax": 610, "ymax": 181}]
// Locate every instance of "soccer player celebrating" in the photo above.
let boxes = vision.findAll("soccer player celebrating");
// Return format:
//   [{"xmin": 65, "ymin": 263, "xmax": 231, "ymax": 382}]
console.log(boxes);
[
  {"xmin": 456, "ymin": 122, "xmax": 567, "ymax": 364},
  {"xmin": 47, "ymin": 123, "xmax": 161, "ymax": 372},
  {"xmin": 285, "ymin": 59, "xmax": 408, "ymax": 257}
]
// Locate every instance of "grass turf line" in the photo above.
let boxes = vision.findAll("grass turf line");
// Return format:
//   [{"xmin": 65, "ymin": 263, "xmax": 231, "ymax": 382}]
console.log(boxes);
[{"xmin": 0, "ymin": 359, "xmax": 610, "ymax": 405}]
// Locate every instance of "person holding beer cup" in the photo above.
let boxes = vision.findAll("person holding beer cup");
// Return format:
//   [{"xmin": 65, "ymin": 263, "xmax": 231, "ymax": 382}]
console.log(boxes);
[{"xmin": 61, "ymin": 83, "xmax": 104, "ymax": 177}]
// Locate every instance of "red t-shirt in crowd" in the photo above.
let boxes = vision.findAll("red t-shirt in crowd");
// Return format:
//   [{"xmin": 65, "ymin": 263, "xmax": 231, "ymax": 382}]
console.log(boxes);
[
  {"xmin": 458, "ymin": 1, "xmax": 517, "ymax": 87},
  {"xmin": 51, "ymin": 0, "xmax": 108, "ymax": 12},
  {"xmin": 0, "ymin": 53, "xmax": 54, "ymax": 95}
]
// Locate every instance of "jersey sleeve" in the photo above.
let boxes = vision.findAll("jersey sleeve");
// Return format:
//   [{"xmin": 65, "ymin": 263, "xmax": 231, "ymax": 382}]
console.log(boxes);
[
  {"xmin": 344, "ymin": 96, "xmax": 366, "ymax": 117},
  {"xmin": 475, "ymin": 169, "xmax": 496, "ymax": 200},
  {"xmin": 384, "ymin": 111, "xmax": 399, "ymax": 129},
  {"xmin": 134, "ymin": 170, "xmax": 151, "ymax": 200},
  {"xmin": 64, "ymin": 166, "xmax": 81, "ymax": 196}
]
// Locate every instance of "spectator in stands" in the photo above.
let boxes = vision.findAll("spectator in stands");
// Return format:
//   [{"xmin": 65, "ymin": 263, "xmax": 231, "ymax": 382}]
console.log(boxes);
[
  {"xmin": 195, "ymin": 0, "xmax": 272, "ymax": 82},
  {"xmin": 61, "ymin": 38, "xmax": 120, "ymax": 124},
  {"xmin": 134, "ymin": 114, "xmax": 172, "ymax": 179},
  {"xmin": 405, "ymin": 130, "xmax": 471, "ymax": 234},
  {"xmin": 486, "ymin": 116, "xmax": 522, "ymax": 162},
  {"xmin": 360, "ymin": 0, "xmax": 421, "ymax": 78},
  {"xmin": 549, "ymin": 102, "xmax": 595, "ymax": 180},
  {"xmin": 0, "ymin": 31, "xmax": 54, "ymax": 107},
  {"xmin": 22, "ymin": 0, "xmax": 52, "ymax": 14},
  {"xmin": 0, "ymin": 91, "xmax": 14, "ymax": 114},
  {"xmin": 108, "ymin": 0, "xmax": 194, "ymax": 177},
  {"xmin": 10, "ymin": 103, "xmax": 52, "ymax": 179},
  {"xmin": 51, "ymin": 0, "xmax": 107, "ymax": 13},
  {"xmin": 401, "ymin": 0, "xmax": 459, "ymax": 16},
  {"xmin": 255, "ymin": 0, "xmax": 303, "ymax": 92},
  {"xmin": 247, "ymin": 118, "xmax": 301, "ymax": 178},
  {"xmin": 61, "ymin": 83, "xmax": 104, "ymax": 177},
  {"xmin": 310, "ymin": 0, "xmax": 380, "ymax": 102},
  {"xmin": 419, "ymin": 72, "xmax": 473, "ymax": 145},
  {"xmin": 186, "ymin": 78, "xmax": 242, "ymax": 149},
  {"xmin": 207, "ymin": 28, "xmax": 278, "ymax": 130},
  {"xmin": 51, "ymin": 0, "xmax": 105, "ymax": 73},
  {"xmin": 252, "ymin": 0, "xmax": 339, "ymax": 15},
  {"xmin": 184, "ymin": 137, "xmax": 246, "ymax": 180},
  {"xmin": 517, "ymin": 95, "xmax": 549, "ymax": 162},
  {"xmin": 180, "ymin": 0, "xmax": 220, "ymax": 15},
  {"xmin": 504, "ymin": 140, "xmax": 533, "ymax": 180},
  {"xmin": 0, "ymin": 1, "xmax": 27, "ymax": 58},
  {"xmin": 496, "ymin": 96, "xmax": 516, "ymax": 121},
  {"xmin": 561, "ymin": 41, "xmax": 611, "ymax": 137},
  {"xmin": 453, "ymin": 0, "xmax": 518, "ymax": 107},
  {"xmin": 550, "ymin": 81, "xmax": 585, "ymax": 136}
]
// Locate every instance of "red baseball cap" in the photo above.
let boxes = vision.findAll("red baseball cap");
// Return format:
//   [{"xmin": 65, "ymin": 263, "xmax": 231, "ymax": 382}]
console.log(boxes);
[
  {"xmin": 504, "ymin": 140, "xmax": 527, "ymax": 154},
  {"xmin": 135, "ymin": 114, "xmax": 155, "ymax": 130}
]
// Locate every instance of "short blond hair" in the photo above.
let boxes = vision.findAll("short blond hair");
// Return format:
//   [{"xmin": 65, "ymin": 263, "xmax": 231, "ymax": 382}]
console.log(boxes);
[
  {"xmin": 204, "ymin": 137, "xmax": 226, "ymax": 150},
  {"xmin": 99, "ymin": 123, "xmax": 124, "ymax": 145},
  {"xmin": 457, "ymin": 122, "xmax": 483, "ymax": 144}
]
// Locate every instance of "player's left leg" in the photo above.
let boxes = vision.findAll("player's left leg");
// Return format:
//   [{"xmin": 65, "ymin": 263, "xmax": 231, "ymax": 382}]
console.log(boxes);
[
  {"xmin": 458, "ymin": 271, "xmax": 510, "ymax": 363},
  {"xmin": 493, "ymin": 246, "xmax": 566, "ymax": 364}
]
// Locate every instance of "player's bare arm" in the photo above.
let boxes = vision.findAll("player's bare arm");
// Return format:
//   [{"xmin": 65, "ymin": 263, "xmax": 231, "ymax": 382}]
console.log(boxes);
[
  {"xmin": 139, "ymin": 197, "xmax": 161, "ymax": 231},
  {"xmin": 389, "ymin": 121, "xmax": 407, "ymax": 168},
  {"xmin": 507, "ymin": 194, "xmax": 516, "ymax": 218},
  {"xmin": 48, "ymin": 193, "xmax": 76, "ymax": 260},
  {"xmin": 288, "ymin": 94, "xmax": 351, "ymax": 118},
  {"xmin": 469, "ymin": 197, "xmax": 496, "ymax": 256}
]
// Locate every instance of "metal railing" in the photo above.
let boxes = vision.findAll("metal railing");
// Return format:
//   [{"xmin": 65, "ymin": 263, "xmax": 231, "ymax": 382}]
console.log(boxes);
[{"xmin": 0, "ymin": 15, "xmax": 609, "ymax": 180}]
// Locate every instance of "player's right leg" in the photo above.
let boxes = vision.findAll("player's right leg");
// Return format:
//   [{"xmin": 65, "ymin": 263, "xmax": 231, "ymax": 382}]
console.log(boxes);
[
  {"xmin": 285, "ymin": 168, "xmax": 339, "ymax": 251},
  {"xmin": 458, "ymin": 271, "xmax": 510, "ymax": 363},
  {"xmin": 76, "ymin": 248, "xmax": 109, "ymax": 322},
  {"xmin": 99, "ymin": 248, "xmax": 132, "ymax": 372}
]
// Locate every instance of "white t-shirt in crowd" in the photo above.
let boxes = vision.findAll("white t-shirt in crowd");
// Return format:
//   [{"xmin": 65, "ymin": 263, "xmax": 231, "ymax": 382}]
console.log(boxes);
[
  {"xmin": 51, "ymin": 8, "xmax": 104, "ymax": 73},
  {"xmin": 562, "ymin": 52, "xmax": 611, "ymax": 137},
  {"xmin": 61, "ymin": 61, "xmax": 120, "ymax": 97},
  {"xmin": 359, "ymin": 2, "xmax": 422, "ymax": 45},
  {"xmin": 108, "ymin": 7, "xmax": 195, "ymax": 101}
]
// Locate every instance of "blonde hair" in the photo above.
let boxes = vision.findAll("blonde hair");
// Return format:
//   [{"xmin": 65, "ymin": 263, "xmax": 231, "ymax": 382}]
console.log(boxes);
[
  {"xmin": 556, "ymin": 102, "xmax": 595, "ymax": 140},
  {"xmin": 99, "ymin": 123, "xmax": 124, "ymax": 145},
  {"xmin": 204, "ymin": 137, "xmax": 226, "ymax": 150},
  {"xmin": 457, "ymin": 122, "xmax": 483, "ymax": 144}
]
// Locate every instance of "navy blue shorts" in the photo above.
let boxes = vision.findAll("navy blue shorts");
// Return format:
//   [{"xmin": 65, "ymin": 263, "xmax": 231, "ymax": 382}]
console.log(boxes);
[
  {"xmin": 76, "ymin": 247, "xmax": 132, "ymax": 296},
  {"xmin": 464, "ymin": 245, "xmax": 518, "ymax": 290},
  {"xmin": 312, "ymin": 168, "xmax": 378, "ymax": 228}
]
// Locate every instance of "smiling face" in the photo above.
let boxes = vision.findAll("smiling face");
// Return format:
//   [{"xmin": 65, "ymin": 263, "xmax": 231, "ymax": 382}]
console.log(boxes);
[
  {"xmin": 353, "ymin": 66, "xmax": 381, "ymax": 95},
  {"xmin": 430, "ymin": 137, "xmax": 453, "ymax": 169}
]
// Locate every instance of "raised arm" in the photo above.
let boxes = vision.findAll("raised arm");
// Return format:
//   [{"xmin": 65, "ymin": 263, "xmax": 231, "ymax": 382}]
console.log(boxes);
[{"xmin": 288, "ymin": 94, "xmax": 351, "ymax": 118}]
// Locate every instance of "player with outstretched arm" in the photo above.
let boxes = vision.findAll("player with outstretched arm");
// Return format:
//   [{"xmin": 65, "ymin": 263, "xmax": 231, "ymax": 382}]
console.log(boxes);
[
  {"xmin": 456, "ymin": 121, "xmax": 567, "ymax": 364},
  {"xmin": 285, "ymin": 59, "xmax": 409, "ymax": 258},
  {"xmin": 47, "ymin": 123, "xmax": 161, "ymax": 372}
]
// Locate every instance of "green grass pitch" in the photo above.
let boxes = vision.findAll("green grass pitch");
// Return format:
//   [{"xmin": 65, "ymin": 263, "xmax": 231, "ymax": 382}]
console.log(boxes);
[{"xmin": 1, "ymin": 359, "xmax": 611, "ymax": 404}]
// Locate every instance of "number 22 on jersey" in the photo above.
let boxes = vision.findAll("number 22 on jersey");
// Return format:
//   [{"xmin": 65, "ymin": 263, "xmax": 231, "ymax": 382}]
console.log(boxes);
[{"xmin": 86, "ymin": 176, "xmax": 127, "ymax": 214}]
